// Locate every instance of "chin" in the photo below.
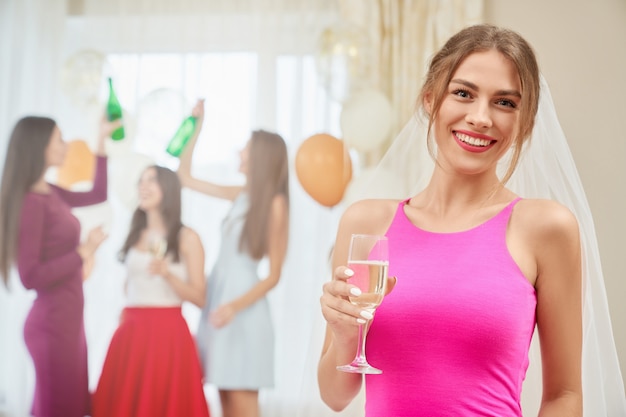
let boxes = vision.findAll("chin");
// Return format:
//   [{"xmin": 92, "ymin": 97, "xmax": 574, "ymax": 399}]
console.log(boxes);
[
  {"xmin": 137, "ymin": 201, "xmax": 156, "ymax": 212},
  {"xmin": 52, "ymin": 157, "xmax": 66, "ymax": 167}
]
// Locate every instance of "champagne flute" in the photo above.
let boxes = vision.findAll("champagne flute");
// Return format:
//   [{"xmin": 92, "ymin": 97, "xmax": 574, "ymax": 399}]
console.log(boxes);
[
  {"xmin": 337, "ymin": 234, "xmax": 389, "ymax": 374},
  {"xmin": 147, "ymin": 232, "xmax": 167, "ymax": 260}
]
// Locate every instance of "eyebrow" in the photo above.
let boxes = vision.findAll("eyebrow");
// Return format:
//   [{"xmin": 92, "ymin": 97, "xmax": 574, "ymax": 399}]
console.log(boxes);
[{"xmin": 450, "ymin": 78, "xmax": 522, "ymax": 98}]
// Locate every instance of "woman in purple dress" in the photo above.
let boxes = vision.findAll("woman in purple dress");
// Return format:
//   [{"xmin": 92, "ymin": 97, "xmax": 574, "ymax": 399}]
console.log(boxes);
[{"xmin": 0, "ymin": 116, "xmax": 118, "ymax": 417}]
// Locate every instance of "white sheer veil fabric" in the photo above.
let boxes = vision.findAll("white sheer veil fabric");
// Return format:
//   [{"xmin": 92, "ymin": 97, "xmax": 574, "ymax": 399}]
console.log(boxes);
[{"xmin": 350, "ymin": 76, "xmax": 626, "ymax": 416}]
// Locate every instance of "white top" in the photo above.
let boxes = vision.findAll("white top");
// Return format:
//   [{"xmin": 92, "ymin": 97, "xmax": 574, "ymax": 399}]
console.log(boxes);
[{"xmin": 125, "ymin": 248, "xmax": 187, "ymax": 307}]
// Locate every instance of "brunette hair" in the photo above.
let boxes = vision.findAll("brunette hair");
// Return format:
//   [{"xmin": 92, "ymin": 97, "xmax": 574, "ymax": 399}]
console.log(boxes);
[
  {"xmin": 0, "ymin": 116, "xmax": 56, "ymax": 287},
  {"xmin": 240, "ymin": 130, "xmax": 289, "ymax": 259},
  {"xmin": 119, "ymin": 166, "xmax": 184, "ymax": 262},
  {"xmin": 418, "ymin": 24, "xmax": 540, "ymax": 184}
]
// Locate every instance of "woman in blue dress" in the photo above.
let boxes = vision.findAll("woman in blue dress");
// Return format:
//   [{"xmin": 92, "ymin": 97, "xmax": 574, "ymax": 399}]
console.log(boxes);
[{"xmin": 178, "ymin": 100, "xmax": 290, "ymax": 417}]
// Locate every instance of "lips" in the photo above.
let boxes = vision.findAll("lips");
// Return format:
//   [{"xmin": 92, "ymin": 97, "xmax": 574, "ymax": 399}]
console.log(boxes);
[{"xmin": 453, "ymin": 131, "xmax": 496, "ymax": 153}]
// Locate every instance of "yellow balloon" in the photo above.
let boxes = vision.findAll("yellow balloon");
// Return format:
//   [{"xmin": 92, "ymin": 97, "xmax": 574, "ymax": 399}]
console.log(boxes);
[{"xmin": 57, "ymin": 140, "xmax": 95, "ymax": 188}]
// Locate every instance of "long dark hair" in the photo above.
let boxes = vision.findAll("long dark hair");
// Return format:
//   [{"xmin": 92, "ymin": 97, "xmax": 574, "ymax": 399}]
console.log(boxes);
[
  {"xmin": 119, "ymin": 166, "xmax": 184, "ymax": 262},
  {"xmin": 240, "ymin": 130, "xmax": 289, "ymax": 260},
  {"xmin": 0, "ymin": 116, "xmax": 56, "ymax": 287}
]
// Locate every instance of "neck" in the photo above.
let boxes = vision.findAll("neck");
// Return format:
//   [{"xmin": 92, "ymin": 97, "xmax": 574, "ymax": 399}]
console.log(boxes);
[
  {"xmin": 145, "ymin": 210, "xmax": 166, "ymax": 234},
  {"xmin": 408, "ymin": 170, "xmax": 516, "ymax": 233},
  {"xmin": 411, "ymin": 167, "xmax": 515, "ymax": 217},
  {"xmin": 30, "ymin": 177, "xmax": 50, "ymax": 193},
  {"xmin": 424, "ymin": 166, "xmax": 505, "ymax": 200}
]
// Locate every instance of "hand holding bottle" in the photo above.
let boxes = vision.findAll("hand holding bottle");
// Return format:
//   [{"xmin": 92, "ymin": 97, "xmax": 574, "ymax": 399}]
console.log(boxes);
[
  {"xmin": 106, "ymin": 77, "xmax": 125, "ymax": 140},
  {"xmin": 166, "ymin": 98, "xmax": 205, "ymax": 157},
  {"xmin": 191, "ymin": 98, "xmax": 205, "ymax": 131},
  {"xmin": 95, "ymin": 117, "xmax": 123, "ymax": 155}
]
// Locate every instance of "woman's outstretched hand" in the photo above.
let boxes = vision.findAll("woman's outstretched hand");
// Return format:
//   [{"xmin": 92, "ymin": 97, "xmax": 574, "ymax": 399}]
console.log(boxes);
[{"xmin": 191, "ymin": 98, "xmax": 205, "ymax": 132}]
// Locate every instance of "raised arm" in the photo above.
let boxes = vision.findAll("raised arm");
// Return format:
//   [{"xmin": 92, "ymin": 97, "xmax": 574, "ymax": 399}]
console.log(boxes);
[
  {"xmin": 51, "ymin": 117, "xmax": 121, "ymax": 207},
  {"xmin": 51, "ymin": 155, "xmax": 107, "ymax": 207},
  {"xmin": 177, "ymin": 99, "xmax": 242, "ymax": 201}
]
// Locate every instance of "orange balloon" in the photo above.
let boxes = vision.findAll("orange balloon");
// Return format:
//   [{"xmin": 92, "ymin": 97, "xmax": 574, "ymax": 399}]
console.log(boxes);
[
  {"xmin": 57, "ymin": 140, "xmax": 95, "ymax": 188},
  {"xmin": 295, "ymin": 133, "xmax": 352, "ymax": 207}
]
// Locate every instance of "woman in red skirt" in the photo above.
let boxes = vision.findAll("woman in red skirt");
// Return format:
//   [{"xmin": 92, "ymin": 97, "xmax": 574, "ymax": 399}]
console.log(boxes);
[{"xmin": 93, "ymin": 166, "xmax": 210, "ymax": 417}]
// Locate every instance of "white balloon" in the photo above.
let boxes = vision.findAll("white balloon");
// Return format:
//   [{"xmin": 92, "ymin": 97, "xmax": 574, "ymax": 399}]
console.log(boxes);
[
  {"xmin": 72, "ymin": 202, "xmax": 115, "ymax": 241},
  {"xmin": 61, "ymin": 49, "xmax": 107, "ymax": 107},
  {"xmin": 340, "ymin": 89, "xmax": 393, "ymax": 153},
  {"xmin": 109, "ymin": 152, "xmax": 155, "ymax": 211},
  {"xmin": 65, "ymin": 181, "xmax": 115, "ymax": 239},
  {"xmin": 135, "ymin": 88, "xmax": 189, "ymax": 160}
]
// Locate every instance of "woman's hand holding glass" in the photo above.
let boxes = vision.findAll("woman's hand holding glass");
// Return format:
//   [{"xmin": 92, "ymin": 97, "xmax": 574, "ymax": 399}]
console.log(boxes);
[
  {"xmin": 321, "ymin": 234, "xmax": 395, "ymax": 374},
  {"xmin": 147, "ymin": 232, "xmax": 168, "ymax": 278}
]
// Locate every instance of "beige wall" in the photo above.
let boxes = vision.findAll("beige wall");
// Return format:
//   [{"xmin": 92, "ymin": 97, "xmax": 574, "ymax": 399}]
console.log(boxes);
[{"xmin": 485, "ymin": 0, "xmax": 626, "ymax": 390}]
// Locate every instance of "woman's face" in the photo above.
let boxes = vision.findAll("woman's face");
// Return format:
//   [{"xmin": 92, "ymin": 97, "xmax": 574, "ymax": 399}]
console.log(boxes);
[
  {"xmin": 428, "ymin": 49, "xmax": 522, "ymax": 177},
  {"xmin": 238, "ymin": 140, "xmax": 251, "ymax": 176},
  {"xmin": 137, "ymin": 167, "xmax": 163, "ymax": 211},
  {"xmin": 44, "ymin": 126, "xmax": 67, "ymax": 168}
]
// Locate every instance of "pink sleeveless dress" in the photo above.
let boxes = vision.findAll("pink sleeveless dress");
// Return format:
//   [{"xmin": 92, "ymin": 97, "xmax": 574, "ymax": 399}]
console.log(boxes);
[{"xmin": 365, "ymin": 198, "xmax": 536, "ymax": 416}]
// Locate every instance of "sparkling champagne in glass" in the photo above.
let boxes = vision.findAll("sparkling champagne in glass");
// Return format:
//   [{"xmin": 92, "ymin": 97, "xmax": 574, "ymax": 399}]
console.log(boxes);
[
  {"xmin": 337, "ymin": 234, "xmax": 388, "ymax": 374},
  {"xmin": 148, "ymin": 232, "xmax": 167, "ymax": 260}
]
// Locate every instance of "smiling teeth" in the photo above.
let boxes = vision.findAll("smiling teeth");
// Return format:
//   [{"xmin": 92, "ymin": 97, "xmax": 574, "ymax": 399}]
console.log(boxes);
[{"xmin": 456, "ymin": 133, "xmax": 491, "ymax": 147}]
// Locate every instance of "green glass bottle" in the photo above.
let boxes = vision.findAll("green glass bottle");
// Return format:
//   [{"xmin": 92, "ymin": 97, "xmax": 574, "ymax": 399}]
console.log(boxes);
[
  {"xmin": 166, "ymin": 116, "xmax": 197, "ymax": 157},
  {"xmin": 106, "ymin": 77, "xmax": 125, "ymax": 140}
]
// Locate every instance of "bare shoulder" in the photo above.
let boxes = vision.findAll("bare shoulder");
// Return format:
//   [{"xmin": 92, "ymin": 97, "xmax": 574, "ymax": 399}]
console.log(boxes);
[
  {"xmin": 271, "ymin": 193, "xmax": 289, "ymax": 215},
  {"xmin": 339, "ymin": 198, "xmax": 401, "ymax": 236},
  {"xmin": 179, "ymin": 226, "xmax": 203, "ymax": 252},
  {"xmin": 514, "ymin": 198, "xmax": 580, "ymax": 244}
]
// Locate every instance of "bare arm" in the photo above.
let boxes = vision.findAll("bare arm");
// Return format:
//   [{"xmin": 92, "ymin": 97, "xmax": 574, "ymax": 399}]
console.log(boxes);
[
  {"xmin": 318, "ymin": 199, "xmax": 397, "ymax": 411},
  {"xmin": 51, "ymin": 117, "xmax": 121, "ymax": 207},
  {"xmin": 530, "ymin": 201, "xmax": 583, "ymax": 416},
  {"xmin": 177, "ymin": 99, "xmax": 242, "ymax": 201},
  {"xmin": 210, "ymin": 194, "xmax": 289, "ymax": 327},
  {"xmin": 149, "ymin": 227, "xmax": 206, "ymax": 307},
  {"xmin": 51, "ymin": 156, "xmax": 108, "ymax": 207}
]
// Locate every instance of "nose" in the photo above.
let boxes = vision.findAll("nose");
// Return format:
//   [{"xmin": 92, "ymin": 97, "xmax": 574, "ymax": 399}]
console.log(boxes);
[
  {"xmin": 137, "ymin": 179, "xmax": 148, "ymax": 193},
  {"xmin": 465, "ymin": 100, "xmax": 492, "ymax": 130}
]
